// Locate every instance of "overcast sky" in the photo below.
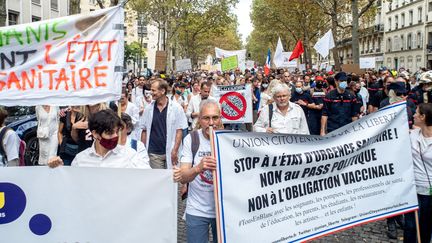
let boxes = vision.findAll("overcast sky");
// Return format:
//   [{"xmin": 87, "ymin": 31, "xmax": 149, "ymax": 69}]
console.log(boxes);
[{"xmin": 232, "ymin": 0, "xmax": 253, "ymax": 44}]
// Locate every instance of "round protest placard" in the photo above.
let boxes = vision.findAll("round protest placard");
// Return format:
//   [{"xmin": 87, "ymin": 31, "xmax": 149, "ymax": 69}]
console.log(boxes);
[{"xmin": 219, "ymin": 91, "xmax": 247, "ymax": 121}]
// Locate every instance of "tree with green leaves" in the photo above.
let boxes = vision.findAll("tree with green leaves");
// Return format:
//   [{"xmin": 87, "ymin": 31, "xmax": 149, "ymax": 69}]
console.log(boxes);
[
  {"xmin": 125, "ymin": 41, "xmax": 146, "ymax": 71},
  {"xmin": 248, "ymin": 0, "xmax": 329, "ymax": 67}
]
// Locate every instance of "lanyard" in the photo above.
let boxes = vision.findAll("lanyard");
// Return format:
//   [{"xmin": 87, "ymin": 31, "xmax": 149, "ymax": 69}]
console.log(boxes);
[{"xmin": 418, "ymin": 141, "xmax": 432, "ymax": 188}]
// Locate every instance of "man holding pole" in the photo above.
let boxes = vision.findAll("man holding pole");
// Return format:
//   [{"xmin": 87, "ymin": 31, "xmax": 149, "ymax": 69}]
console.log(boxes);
[{"xmin": 174, "ymin": 99, "xmax": 223, "ymax": 243}]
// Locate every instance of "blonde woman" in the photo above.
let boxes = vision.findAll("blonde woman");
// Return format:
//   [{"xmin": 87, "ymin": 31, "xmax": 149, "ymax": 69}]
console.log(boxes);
[{"xmin": 36, "ymin": 105, "xmax": 59, "ymax": 165}]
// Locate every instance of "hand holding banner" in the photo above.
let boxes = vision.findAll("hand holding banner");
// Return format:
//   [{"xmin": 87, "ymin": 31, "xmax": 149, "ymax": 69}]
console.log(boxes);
[{"xmin": 214, "ymin": 102, "xmax": 417, "ymax": 242}]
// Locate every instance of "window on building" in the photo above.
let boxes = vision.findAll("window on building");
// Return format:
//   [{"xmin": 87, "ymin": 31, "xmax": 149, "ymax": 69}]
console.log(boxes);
[
  {"xmin": 138, "ymin": 25, "xmax": 148, "ymax": 37},
  {"xmin": 409, "ymin": 10, "xmax": 413, "ymax": 25},
  {"xmin": 143, "ymin": 57, "xmax": 148, "ymax": 68},
  {"xmin": 419, "ymin": 7, "xmax": 423, "ymax": 22},
  {"xmin": 32, "ymin": 16, "xmax": 41, "ymax": 22},
  {"xmin": 401, "ymin": 35, "xmax": 405, "ymax": 50},
  {"xmin": 407, "ymin": 33, "xmax": 412, "ymax": 49},
  {"xmin": 401, "ymin": 13, "xmax": 405, "ymax": 27},
  {"xmin": 395, "ymin": 16, "xmax": 398, "ymax": 29},
  {"xmin": 51, "ymin": 0, "xmax": 58, "ymax": 11},
  {"xmin": 143, "ymin": 43, "xmax": 148, "ymax": 48},
  {"xmin": 8, "ymin": 11, "xmax": 19, "ymax": 26},
  {"xmin": 32, "ymin": 0, "xmax": 41, "ymax": 5},
  {"xmin": 416, "ymin": 55, "xmax": 422, "ymax": 67},
  {"xmin": 417, "ymin": 32, "xmax": 422, "ymax": 48},
  {"xmin": 89, "ymin": 0, "xmax": 96, "ymax": 4},
  {"xmin": 387, "ymin": 38, "xmax": 392, "ymax": 52},
  {"xmin": 388, "ymin": 18, "xmax": 392, "ymax": 31},
  {"xmin": 429, "ymin": 2, "xmax": 432, "ymax": 11}
]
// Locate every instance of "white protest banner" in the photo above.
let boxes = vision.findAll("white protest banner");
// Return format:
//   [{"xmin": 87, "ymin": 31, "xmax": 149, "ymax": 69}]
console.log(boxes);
[
  {"xmin": 214, "ymin": 102, "xmax": 418, "ymax": 242},
  {"xmin": 279, "ymin": 52, "xmax": 297, "ymax": 68},
  {"xmin": 299, "ymin": 64, "xmax": 306, "ymax": 71},
  {"xmin": 0, "ymin": 167, "xmax": 177, "ymax": 243},
  {"xmin": 215, "ymin": 48, "xmax": 246, "ymax": 71},
  {"xmin": 360, "ymin": 57, "xmax": 376, "ymax": 69},
  {"xmin": 175, "ymin": 58, "xmax": 192, "ymax": 72},
  {"xmin": 246, "ymin": 60, "xmax": 255, "ymax": 70},
  {"xmin": 319, "ymin": 62, "xmax": 328, "ymax": 70},
  {"xmin": 212, "ymin": 84, "xmax": 252, "ymax": 123},
  {"xmin": 0, "ymin": 6, "xmax": 124, "ymax": 106}
]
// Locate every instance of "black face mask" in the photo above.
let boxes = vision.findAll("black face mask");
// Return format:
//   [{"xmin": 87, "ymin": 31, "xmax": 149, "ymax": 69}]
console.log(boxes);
[{"xmin": 316, "ymin": 82, "xmax": 323, "ymax": 89}]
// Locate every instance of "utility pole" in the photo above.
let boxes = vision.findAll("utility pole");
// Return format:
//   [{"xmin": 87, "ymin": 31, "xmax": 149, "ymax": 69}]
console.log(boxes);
[{"xmin": 138, "ymin": 14, "xmax": 144, "ymax": 75}]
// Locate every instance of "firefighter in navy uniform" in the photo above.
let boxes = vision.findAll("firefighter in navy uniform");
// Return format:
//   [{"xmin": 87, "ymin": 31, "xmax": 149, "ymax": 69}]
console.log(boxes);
[
  {"xmin": 308, "ymin": 76, "xmax": 326, "ymax": 135},
  {"xmin": 320, "ymin": 72, "xmax": 359, "ymax": 135}
]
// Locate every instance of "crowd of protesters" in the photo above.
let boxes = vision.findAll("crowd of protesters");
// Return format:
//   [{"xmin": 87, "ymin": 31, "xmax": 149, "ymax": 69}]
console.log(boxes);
[{"xmin": 0, "ymin": 65, "xmax": 431, "ymax": 243}]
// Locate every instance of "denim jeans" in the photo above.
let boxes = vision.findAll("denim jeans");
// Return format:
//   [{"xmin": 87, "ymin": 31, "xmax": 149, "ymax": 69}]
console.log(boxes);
[
  {"xmin": 186, "ymin": 213, "xmax": 217, "ymax": 243},
  {"xmin": 404, "ymin": 194, "xmax": 432, "ymax": 243}
]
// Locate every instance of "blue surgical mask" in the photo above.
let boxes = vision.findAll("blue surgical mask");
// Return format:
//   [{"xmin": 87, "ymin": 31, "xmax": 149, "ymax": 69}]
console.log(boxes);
[
  {"xmin": 295, "ymin": 87, "xmax": 303, "ymax": 93},
  {"xmin": 339, "ymin": 81, "xmax": 348, "ymax": 90}
]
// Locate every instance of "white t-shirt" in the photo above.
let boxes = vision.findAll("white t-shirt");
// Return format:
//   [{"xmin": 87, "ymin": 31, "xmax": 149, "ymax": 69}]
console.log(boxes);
[
  {"xmin": 180, "ymin": 129, "xmax": 215, "ymax": 218},
  {"xmin": 410, "ymin": 129, "xmax": 432, "ymax": 195},
  {"xmin": 0, "ymin": 127, "xmax": 20, "ymax": 166}
]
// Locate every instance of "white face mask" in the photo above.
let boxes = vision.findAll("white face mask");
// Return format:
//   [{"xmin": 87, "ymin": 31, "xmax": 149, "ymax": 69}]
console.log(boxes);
[{"xmin": 361, "ymin": 82, "xmax": 365, "ymax": 87}]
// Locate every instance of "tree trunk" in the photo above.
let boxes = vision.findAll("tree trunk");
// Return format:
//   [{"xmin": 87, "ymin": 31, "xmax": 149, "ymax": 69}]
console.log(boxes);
[
  {"xmin": 331, "ymin": 15, "xmax": 341, "ymax": 70},
  {"xmin": 351, "ymin": 0, "xmax": 360, "ymax": 64},
  {"xmin": 0, "ymin": 0, "xmax": 6, "ymax": 27}
]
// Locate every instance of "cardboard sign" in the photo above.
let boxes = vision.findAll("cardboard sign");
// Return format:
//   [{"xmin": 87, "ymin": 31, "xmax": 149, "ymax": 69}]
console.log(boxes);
[{"xmin": 155, "ymin": 51, "xmax": 167, "ymax": 72}]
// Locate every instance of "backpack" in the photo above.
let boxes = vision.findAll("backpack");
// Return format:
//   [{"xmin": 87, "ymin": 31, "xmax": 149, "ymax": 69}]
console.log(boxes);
[
  {"xmin": 0, "ymin": 127, "xmax": 26, "ymax": 166},
  {"xmin": 268, "ymin": 104, "xmax": 274, "ymax": 128},
  {"xmin": 130, "ymin": 139, "xmax": 138, "ymax": 151},
  {"xmin": 181, "ymin": 130, "xmax": 200, "ymax": 200}
]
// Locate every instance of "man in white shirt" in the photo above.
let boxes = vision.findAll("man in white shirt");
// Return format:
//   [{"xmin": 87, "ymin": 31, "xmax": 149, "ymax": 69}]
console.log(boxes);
[
  {"xmin": 174, "ymin": 99, "xmax": 223, "ymax": 243},
  {"xmin": 0, "ymin": 108, "xmax": 20, "ymax": 167},
  {"xmin": 253, "ymin": 83, "xmax": 309, "ymax": 135},
  {"xmin": 48, "ymin": 109, "xmax": 149, "ymax": 169},
  {"xmin": 186, "ymin": 81, "xmax": 216, "ymax": 129},
  {"xmin": 141, "ymin": 78, "xmax": 188, "ymax": 169},
  {"xmin": 131, "ymin": 76, "xmax": 146, "ymax": 110}
]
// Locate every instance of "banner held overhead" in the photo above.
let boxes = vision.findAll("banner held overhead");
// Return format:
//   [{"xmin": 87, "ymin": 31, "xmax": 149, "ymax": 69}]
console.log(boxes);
[{"xmin": 0, "ymin": 6, "xmax": 124, "ymax": 106}]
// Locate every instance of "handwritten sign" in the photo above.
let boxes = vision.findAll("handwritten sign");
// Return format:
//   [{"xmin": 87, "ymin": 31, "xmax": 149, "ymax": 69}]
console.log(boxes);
[{"xmin": 0, "ymin": 6, "xmax": 124, "ymax": 106}]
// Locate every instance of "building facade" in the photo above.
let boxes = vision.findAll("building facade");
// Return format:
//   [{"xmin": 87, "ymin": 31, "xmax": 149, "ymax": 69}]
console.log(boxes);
[
  {"xmin": 383, "ymin": 0, "xmax": 427, "ymax": 71},
  {"xmin": 5, "ymin": 0, "xmax": 68, "ymax": 26}
]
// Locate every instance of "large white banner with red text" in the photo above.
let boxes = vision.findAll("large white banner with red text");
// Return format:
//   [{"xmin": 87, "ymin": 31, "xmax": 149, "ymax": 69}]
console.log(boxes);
[{"xmin": 0, "ymin": 6, "xmax": 124, "ymax": 106}]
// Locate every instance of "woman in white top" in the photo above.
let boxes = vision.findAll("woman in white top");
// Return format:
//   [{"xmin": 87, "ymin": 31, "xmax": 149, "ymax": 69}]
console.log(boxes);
[
  {"xmin": 404, "ymin": 103, "xmax": 432, "ymax": 243},
  {"xmin": 36, "ymin": 105, "xmax": 59, "ymax": 165}
]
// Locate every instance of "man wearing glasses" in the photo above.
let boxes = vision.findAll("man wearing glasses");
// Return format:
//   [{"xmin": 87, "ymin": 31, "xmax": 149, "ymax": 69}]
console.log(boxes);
[{"xmin": 253, "ymin": 83, "xmax": 309, "ymax": 134}]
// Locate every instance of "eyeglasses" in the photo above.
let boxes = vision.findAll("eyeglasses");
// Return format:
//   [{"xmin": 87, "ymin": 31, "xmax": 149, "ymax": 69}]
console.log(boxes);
[
  {"xmin": 200, "ymin": 116, "xmax": 221, "ymax": 121},
  {"xmin": 275, "ymin": 94, "xmax": 288, "ymax": 99}
]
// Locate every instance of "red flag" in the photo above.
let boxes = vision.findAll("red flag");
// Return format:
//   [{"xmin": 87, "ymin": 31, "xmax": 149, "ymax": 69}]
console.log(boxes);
[{"xmin": 289, "ymin": 40, "xmax": 304, "ymax": 61}]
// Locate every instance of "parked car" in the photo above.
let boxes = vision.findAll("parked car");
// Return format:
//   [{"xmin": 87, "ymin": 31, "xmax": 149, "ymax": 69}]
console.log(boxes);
[{"xmin": 4, "ymin": 106, "xmax": 38, "ymax": 166}]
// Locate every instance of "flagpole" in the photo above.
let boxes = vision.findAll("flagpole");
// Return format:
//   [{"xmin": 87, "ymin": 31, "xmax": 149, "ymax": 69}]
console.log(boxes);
[{"xmin": 210, "ymin": 126, "xmax": 222, "ymax": 243}]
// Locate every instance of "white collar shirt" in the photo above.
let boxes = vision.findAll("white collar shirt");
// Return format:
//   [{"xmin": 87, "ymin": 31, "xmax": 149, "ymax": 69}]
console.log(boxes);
[
  {"xmin": 253, "ymin": 101, "xmax": 310, "ymax": 135},
  {"xmin": 140, "ymin": 99, "xmax": 188, "ymax": 168},
  {"xmin": 72, "ymin": 143, "xmax": 143, "ymax": 168}
]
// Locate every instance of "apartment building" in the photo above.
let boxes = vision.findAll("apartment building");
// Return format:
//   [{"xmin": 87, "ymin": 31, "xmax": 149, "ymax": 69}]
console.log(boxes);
[
  {"xmin": 5, "ymin": 0, "xmax": 68, "ymax": 26},
  {"xmin": 383, "ymin": 0, "xmax": 426, "ymax": 71}
]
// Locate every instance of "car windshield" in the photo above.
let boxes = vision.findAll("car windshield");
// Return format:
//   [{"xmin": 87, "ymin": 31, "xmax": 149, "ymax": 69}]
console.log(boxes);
[{"xmin": 4, "ymin": 106, "xmax": 35, "ymax": 117}]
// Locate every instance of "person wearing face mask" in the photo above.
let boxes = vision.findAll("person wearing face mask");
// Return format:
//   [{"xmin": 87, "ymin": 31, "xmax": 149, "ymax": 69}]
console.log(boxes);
[
  {"xmin": 412, "ymin": 71, "xmax": 432, "ymax": 104},
  {"xmin": 309, "ymin": 76, "xmax": 326, "ymax": 135},
  {"xmin": 48, "ymin": 109, "xmax": 147, "ymax": 169},
  {"xmin": 290, "ymin": 81, "xmax": 314, "ymax": 120},
  {"xmin": 187, "ymin": 81, "xmax": 216, "ymax": 129},
  {"xmin": 320, "ymin": 72, "xmax": 359, "ymax": 136},
  {"xmin": 171, "ymin": 82, "xmax": 188, "ymax": 112}
]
